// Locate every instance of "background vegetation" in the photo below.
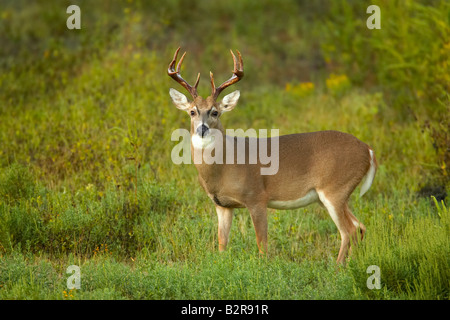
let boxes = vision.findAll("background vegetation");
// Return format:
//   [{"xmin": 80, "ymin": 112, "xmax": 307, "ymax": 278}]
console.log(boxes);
[{"xmin": 0, "ymin": 0, "xmax": 449, "ymax": 300}]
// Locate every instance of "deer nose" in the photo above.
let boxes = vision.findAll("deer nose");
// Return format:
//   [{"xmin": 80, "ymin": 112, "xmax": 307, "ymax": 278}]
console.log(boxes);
[{"xmin": 197, "ymin": 124, "xmax": 209, "ymax": 137}]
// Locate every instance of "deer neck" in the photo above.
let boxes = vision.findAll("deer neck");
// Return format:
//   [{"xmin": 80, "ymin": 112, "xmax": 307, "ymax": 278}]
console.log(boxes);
[{"xmin": 190, "ymin": 122, "xmax": 226, "ymax": 186}]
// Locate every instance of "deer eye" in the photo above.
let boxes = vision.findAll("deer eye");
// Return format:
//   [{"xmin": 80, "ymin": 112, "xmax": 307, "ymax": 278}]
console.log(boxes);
[
  {"xmin": 211, "ymin": 110, "xmax": 219, "ymax": 117},
  {"xmin": 190, "ymin": 110, "xmax": 196, "ymax": 116}
]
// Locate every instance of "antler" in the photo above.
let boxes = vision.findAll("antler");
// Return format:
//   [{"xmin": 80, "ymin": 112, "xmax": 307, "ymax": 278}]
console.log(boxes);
[
  {"xmin": 168, "ymin": 47, "xmax": 200, "ymax": 99},
  {"xmin": 210, "ymin": 50, "xmax": 244, "ymax": 100}
]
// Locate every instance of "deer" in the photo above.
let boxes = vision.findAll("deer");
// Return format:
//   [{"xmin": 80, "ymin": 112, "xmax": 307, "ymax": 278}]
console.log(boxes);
[{"xmin": 167, "ymin": 47, "xmax": 377, "ymax": 264}]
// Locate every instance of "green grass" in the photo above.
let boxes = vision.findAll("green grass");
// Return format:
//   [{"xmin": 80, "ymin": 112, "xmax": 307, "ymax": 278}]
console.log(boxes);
[
  {"xmin": 0, "ymin": 0, "xmax": 449, "ymax": 300},
  {"xmin": 0, "ymin": 171, "xmax": 448, "ymax": 299}
]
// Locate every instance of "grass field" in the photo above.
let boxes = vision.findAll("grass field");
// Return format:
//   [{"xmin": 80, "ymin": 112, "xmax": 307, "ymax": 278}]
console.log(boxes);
[{"xmin": 0, "ymin": 0, "xmax": 449, "ymax": 300}]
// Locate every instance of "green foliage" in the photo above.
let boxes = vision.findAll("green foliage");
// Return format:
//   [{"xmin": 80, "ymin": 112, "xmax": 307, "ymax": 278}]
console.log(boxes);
[
  {"xmin": 320, "ymin": 0, "xmax": 450, "ymax": 186},
  {"xmin": 0, "ymin": 0, "xmax": 449, "ymax": 300},
  {"xmin": 349, "ymin": 196, "xmax": 450, "ymax": 299},
  {"xmin": 0, "ymin": 163, "xmax": 38, "ymax": 205}
]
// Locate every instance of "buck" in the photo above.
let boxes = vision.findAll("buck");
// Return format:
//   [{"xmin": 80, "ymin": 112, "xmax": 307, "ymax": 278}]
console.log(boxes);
[{"xmin": 167, "ymin": 47, "xmax": 377, "ymax": 263}]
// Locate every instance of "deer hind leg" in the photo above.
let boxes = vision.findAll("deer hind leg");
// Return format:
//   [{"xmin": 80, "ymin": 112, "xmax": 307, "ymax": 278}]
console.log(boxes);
[
  {"xmin": 348, "ymin": 208, "xmax": 366, "ymax": 241},
  {"xmin": 317, "ymin": 191, "xmax": 363, "ymax": 264},
  {"xmin": 215, "ymin": 205, "xmax": 234, "ymax": 251},
  {"xmin": 345, "ymin": 204, "xmax": 366, "ymax": 258}
]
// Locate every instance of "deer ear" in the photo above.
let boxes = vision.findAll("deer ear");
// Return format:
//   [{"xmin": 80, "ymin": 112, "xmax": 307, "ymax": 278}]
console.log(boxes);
[
  {"xmin": 219, "ymin": 90, "xmax": 240, "ymax": 113},
  {"xmin": 169, "ymin": 88, "xmax": 190, "ymax": 111}
]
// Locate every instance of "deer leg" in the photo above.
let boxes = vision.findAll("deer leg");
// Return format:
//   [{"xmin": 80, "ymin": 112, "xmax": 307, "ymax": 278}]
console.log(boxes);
[
  {"xmin": 215, "ymin": 205, "xmax": 234, "ymax": 251},
  {"xmin": 247, "ymin": 205, "xmax": 268, "ymax": 254},
  {"xmin": 317, "ymin": 191, "xmax": 358, "ymax": 264},
  {"xmin": 345, "ymin": 205, "xmax": 365, "ymax": 258},
  {"xmin": 348, "ymin": 208, "xmax": 366, "ymax": 241}
]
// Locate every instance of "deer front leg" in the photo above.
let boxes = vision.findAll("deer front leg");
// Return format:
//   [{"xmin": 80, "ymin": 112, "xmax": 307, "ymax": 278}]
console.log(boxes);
[
  {"xmin": 215, "ymin": 205, "xmax": 234, "ymax": 251},
  {"xmin": 248, "ymin": 205, "xmax": 268, "ymax": 254}
]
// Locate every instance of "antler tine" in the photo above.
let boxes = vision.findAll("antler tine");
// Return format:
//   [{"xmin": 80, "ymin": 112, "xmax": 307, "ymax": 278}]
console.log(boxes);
[
  {"xmin": 167, "ymin": 47, "xmax": 199, "ymax": 99},
  {"xmin": 231, "ymin": 49, "xmax": 244, "ymax": 77},
  {"xmin": 210, "ymin": 71, "xmax": 216, "ymax": 96},
  {"xmin": 168, "ymin": 47, "xmax": 182, "ymax": 75},
  {"xmin": 210, "ymin": 49, "xmax": 244, "ymax": 100},
  {"xmin": 194, "ymin": 72, "xmax": 200, "ymax": 89}
]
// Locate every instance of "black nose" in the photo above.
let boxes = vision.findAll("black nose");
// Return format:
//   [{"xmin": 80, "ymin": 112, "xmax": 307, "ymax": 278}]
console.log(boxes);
[{"xmin": 197, "ymin": 124, "xmax": 209, "ymax": 137}]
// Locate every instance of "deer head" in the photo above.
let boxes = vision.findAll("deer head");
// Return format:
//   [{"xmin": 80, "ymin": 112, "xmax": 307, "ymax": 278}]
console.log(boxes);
[{"xmin": 168, "ymin": 47, "xmax": 244, "ymax": 146}]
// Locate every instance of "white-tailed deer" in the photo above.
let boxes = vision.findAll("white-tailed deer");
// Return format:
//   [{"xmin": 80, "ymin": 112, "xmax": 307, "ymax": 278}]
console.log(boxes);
[{"xmin": 167, "ymin": 47, "xmax": 377, "ymax": 263}]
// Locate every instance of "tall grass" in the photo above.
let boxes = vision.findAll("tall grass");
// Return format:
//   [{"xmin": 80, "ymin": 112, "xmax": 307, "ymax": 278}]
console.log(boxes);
[{"xmin": 349, "ymin": 196, "xmax": 450, "ymax": 299}]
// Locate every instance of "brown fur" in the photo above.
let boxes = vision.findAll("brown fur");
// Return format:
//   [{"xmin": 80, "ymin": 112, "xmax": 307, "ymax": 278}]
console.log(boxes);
[
  {"xmin": 172, "ymin": 95, "xmax": 377, "ymax": 263},
  {"xmin": 168, "ymin": 49, "xmax": 377, "ymax": 263}
]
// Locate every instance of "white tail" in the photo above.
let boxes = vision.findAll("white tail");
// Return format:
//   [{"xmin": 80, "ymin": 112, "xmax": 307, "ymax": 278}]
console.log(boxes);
[
  {"xmin": 167, "ymin": 48, "xmax": 377, "ymax": 263},
  {"xmin": 360, "ymin": 149, "xmax": 377, "ymax": 197}
]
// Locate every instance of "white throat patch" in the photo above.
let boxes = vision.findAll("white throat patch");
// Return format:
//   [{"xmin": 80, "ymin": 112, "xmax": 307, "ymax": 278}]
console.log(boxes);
[{"xmin": 192, "ymin": 133, "xmax": 214, "ymax": 149}]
